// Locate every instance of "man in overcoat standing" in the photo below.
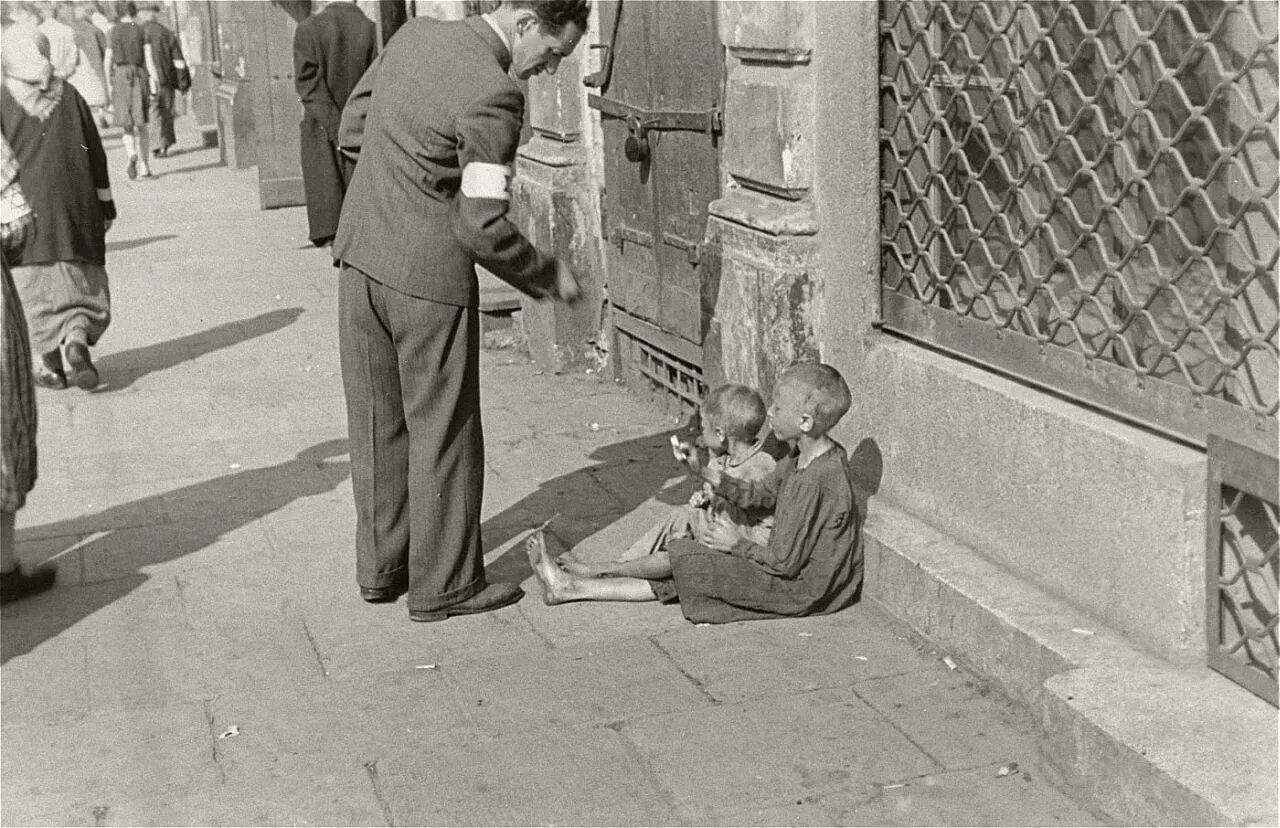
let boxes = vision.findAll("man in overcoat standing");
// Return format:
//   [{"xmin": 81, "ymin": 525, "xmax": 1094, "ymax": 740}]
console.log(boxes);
[
  {"xmin": 333, "ymin": 0, "xmax": 588, "ymax": 622},
  {"xmin": 292, "ymin": 0, "xmax": 375, "ymax": 248}
]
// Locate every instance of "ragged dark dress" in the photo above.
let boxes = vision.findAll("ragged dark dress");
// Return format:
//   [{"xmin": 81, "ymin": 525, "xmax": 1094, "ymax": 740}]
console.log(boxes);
[
  {"xmin": 653, "ymin": 442, "xmax": 864, "ymax": 624},
  {"xmin": 1, "ymin": 82, "xmax": 115, "ymax": 356}
]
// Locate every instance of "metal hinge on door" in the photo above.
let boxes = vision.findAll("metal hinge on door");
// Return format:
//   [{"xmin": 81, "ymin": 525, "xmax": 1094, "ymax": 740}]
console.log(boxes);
[{"xmin": 588, "ymin": 93, "xmax": 723, "ymax": 163}]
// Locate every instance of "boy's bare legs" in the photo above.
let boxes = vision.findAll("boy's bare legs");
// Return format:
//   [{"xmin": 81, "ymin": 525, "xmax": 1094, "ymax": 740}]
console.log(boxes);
[
  {"xmin": 560, "ymin": 550, "xmax": 671, "ymax": 579},
  {"xmin": 527, "ymin": 532, "xmax": 657, "ymax": 605}
]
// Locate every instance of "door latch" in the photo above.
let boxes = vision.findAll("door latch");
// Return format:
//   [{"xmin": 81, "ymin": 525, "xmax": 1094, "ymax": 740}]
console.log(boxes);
[{"xmin": 588, "ymin": 94, "xmax": 722, "ymax": 164}]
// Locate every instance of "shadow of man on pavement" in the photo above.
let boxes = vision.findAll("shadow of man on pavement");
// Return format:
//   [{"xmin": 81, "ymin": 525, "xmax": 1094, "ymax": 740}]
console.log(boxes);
[
  {"xmin": 93, "ymin": 307, "xmax": 305, "ymax": 393},
  {"xmin": 480, "ymin": 426, "xmax": 701, "ymax": 585},
  {"xmin": 1, "ymin": 439, "xmax": 349, "ymax": 664}
]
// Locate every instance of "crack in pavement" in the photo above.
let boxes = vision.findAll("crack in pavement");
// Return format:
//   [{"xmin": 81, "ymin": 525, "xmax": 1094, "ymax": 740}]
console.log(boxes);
[
  {"xmin": 202, "ymin": 697, "xmax": 228, "ymax": 784},
  {"xmin": 300, "ymin": 617, "xmax": 329, "ymax": 679},
  {"xmin": 363, "ymin": 758, "xmax": 396, "ymax": 827}
]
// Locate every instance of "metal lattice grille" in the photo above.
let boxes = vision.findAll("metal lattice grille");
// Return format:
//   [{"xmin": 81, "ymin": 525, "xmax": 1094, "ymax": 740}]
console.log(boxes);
[
  {"xmin": 1208, "ymin": 436, "xmax": 1279, "ymax": 706},
  {"xmin": 880, "ymin": 0, "xmax": 1278, "ymax": 454}
]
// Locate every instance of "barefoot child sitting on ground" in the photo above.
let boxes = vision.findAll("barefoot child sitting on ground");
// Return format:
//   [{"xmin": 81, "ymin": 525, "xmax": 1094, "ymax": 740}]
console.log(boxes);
[
  {"xmin": 560, "ymin": 383, "xmax": 776, "ymax": 580},
  {"xmin": 529, "ymin": 362, "xmax": 863, "ymax": 624}
]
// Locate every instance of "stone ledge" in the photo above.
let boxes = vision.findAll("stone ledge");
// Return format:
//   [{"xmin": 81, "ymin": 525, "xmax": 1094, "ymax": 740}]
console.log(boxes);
[{"xmin": 866, "ymin": 503, "xmax": 1279, "ymax": 827}]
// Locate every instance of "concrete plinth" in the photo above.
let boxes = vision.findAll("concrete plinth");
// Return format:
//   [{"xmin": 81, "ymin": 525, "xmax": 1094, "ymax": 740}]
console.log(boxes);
[
  {"xmin": 513, "ymin": 137, "xmax": 604, "ymax": 374},
  {"xmin": 865, "ymin": 503, "xmax": 1278, "ymax": 826}
]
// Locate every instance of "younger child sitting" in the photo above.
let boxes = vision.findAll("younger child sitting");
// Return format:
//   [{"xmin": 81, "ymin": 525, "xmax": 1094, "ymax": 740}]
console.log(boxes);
[
  {"xmin": 529, "ymin": 362, "xmax": 863, "ymax": 624},
  {"xmin": 561, "ymin": 383, "xmax": 775, "ymax": 580}
]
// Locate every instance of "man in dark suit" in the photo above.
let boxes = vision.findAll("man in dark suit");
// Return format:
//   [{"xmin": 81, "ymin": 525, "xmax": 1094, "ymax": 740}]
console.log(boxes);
[
  {"xmin": 137, "ymin": 2, "xmax": 186, "ymax": 157},
  {"xmin": 292, "ymin": 0, "xmax": 376, "ymax": 248},
  {"xmin": 333, "ymin": 1, "xmax": 589, "ymax": 623}
]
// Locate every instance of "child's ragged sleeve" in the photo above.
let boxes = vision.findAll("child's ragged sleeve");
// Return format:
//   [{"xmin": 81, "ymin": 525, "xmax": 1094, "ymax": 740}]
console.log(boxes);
[{"xmin": 714, "ymin": 461, "xmax": 784, "ymax": 512}]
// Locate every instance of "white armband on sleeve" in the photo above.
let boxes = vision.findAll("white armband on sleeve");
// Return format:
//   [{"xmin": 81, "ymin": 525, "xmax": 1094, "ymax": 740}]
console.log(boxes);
[{"xmin": 460, "ymin": 162, "xmax": 510, "ymax": 201}]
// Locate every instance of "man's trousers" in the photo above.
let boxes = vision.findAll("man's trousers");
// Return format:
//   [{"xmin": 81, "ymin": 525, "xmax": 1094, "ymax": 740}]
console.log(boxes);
[
  {"xmin": 149, "ymin": 85, "xmax": 176, "ymax": 150},
  {"xmin": 338, "ymin": 265, "xmax": 486, "ymax": 612}
]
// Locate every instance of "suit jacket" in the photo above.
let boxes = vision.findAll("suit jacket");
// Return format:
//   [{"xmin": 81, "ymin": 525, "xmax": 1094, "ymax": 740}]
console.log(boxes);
[
  {"xmin": 141, "ymin": 20, "xmax": 184, "ymax": 89},
  {"xmin": 293, "ymin": 2, "xmax": 376, "ymax": 142},
  {"xmin": 333, "ymin": 17, "xmax": 556, "ymax": 306}
]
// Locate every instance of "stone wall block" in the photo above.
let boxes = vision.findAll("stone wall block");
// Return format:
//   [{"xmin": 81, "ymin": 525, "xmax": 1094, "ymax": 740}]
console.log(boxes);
[
  {"xmin": 527, "ymin": 53, "xmax": 586, "ymax": 141},
  {"xmin": 718, "ymin": 0, "xmax": 814, "ymax": 64},
  {"xmin": 706, "ymin": 214, "xmax": 821, "ymax": 395},
  {"xmin": 724, "ymin": 64, "xmax": 815, "ymax": 200},
  {"xmin": 513, "ymin": 140, "xmax": 603, "ymax": 373}
]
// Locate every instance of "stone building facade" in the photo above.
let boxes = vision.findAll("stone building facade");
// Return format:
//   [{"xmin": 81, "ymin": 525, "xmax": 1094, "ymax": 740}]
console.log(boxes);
[{"xmin": 514, "ymin": 3, "xmax": 1278, "ymax": 822}]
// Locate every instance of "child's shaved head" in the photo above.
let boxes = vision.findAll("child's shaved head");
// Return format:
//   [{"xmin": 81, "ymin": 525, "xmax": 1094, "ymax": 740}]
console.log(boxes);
[
  {"xmin": 702, "ymin": 384, "xmax": 767, "ymax": 443},
  {"xmin": 778, "ymin": 363, "xmax": 851, "ymax": 435}
]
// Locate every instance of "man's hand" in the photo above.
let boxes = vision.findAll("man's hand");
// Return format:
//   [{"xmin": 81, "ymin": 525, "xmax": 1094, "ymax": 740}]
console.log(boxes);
[
  {"xmin": 103, "ymin": 218, "xmax": 113, "ymax": 234},
  {"xmin": 0, "ymin": 212, "xmax": 35, "ymax": 256},
  {"xmin": 551, "ymin": 260, "xmax": 583, "ymax": 304}
]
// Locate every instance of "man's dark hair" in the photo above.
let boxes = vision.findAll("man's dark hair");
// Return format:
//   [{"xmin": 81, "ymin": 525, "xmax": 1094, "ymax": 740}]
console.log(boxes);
[
  {"xmin": 115, "ymin": 0, "xmax": 136, "ymax": 18},
  {"xmin": 506, "ymin": 0, "xmax": 589, "ymax": 34}
]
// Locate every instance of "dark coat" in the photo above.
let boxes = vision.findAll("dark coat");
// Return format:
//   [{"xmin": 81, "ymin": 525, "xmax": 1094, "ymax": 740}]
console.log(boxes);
[
  {"xmin": 293, "ymin": 2, "xmax": 376, "ymax": 245},
  {"xmin": 141, "ymin": 20, "xmax": 184, "ymax": 90},
  {"xmin": 332, "ymin": 16, "xmax": 557, "ymax": 305}
]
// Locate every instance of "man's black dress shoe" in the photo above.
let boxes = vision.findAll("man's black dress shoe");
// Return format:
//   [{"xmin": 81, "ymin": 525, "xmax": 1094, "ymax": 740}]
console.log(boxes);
[
  {"xmin": 360, "ymin": 585, "xmax": 399, "ymax": 603},
  {"xmin": 0, "ymin": 565, "xmax": 57, "ymax": 604},
  {"xmin": 408, "ymin": 583, "xmax": 523, "ymax": 622},
  {"xmin": 360, "ymin": 574, "xmax": 407, "ymax": 603}
]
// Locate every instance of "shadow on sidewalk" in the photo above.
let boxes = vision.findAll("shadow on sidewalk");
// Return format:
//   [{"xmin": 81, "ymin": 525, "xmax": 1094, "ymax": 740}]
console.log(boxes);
[
  {"xmin": 1, "ymin": 439, "xmax": 349, "ymax": 664},
  {"xmin": 105, "ymin": 234, "xmax": 178, "ymax": 254},
  {"xmin": 479, "ymin": 427, "xmax": 699, "ymax": 585},
  {"xmin": 94, "ymin": 307, "xmax": 304, "ymax": 392}
]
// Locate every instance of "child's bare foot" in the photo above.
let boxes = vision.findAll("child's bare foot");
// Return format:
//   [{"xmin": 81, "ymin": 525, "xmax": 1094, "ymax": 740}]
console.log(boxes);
[{"xmin": 526, "ymin": 531, "xmax": 578, "ymax": 605}]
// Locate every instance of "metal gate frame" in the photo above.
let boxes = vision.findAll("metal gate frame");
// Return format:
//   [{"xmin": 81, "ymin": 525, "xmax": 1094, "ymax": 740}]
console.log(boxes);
[
  {"xmin": 1206, "ymin": 434, "xmax": 1279, "ymax": 706},
  {"xmin": 878, "ymin": 0, "xmax": 1279, "ymax": 456}
]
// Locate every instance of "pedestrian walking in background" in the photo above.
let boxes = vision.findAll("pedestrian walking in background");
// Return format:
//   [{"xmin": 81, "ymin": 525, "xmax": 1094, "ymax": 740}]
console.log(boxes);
[
  {"xmin": 103, "ymin": 0, "xmax": 154, "ymax": 179},
  {"xmin": 2, "ymin": 24, "xmax": 116, "ymax": 392},
  {"xmin": 34, "ymin": 1, "xmax": 79, "ymax": 80},
  {"xmin": 333, "ymin": 0, "xmax": 588, "ymax": 622},
  {"xmin": 2, "ymin": 4, "xmax": 44, "ymax": 57},
  {"xmin": 65, "ymin": 1, "xmax": 110, "ymax": 127},
  {"xmin": 137, "ymin": 2, "xmax": 185, "ymax": 158},
  {"xmin": 88, "ymin": 0, "xmax": 110, "ymax": 37},
  {"xmin": 0, "ymin": 126, "xmax": 54, "ymax": 604},
  {"xmin": 292, "ymin": 0, "xmax": 376, "ymax": 249}
]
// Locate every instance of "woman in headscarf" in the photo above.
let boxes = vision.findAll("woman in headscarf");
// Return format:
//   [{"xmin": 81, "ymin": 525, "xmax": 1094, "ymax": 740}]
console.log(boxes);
[
  {"xmin": 1, "ymin": 18, "xmax": 116, "ymax": 390},
  {"xmin": 0, "ymin": 131, "xmax": 55, "ymax": 603}
]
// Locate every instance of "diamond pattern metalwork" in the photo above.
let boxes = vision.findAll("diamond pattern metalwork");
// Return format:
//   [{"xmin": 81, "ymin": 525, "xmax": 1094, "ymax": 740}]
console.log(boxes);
[
  {"xmin": 880, "ymin": 1, "xmax": 1278, "ymax": 450},
  {"xmin": 1215, "ymin": 483, "xmax": 1279, "ymax": 700}
]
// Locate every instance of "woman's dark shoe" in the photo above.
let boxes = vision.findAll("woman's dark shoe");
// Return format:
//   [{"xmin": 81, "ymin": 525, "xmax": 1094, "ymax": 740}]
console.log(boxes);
[
  {"xmin": 64, "ymin": 342, "xmax": 100, "ymax": 390},
  {"xmin": 34, "ymin": 367, "xmax": 67, "ymax": 389},
  {"xmin": 126, "ymin": 156, "xmax": 138, "ymax": 180},
  {"xmin": 0, "ymin": 564, "xmax": 58, "ymax": 604},
  {"xmin": 408, "ymin": 583, "xmax": 524, "ymax": 622}
]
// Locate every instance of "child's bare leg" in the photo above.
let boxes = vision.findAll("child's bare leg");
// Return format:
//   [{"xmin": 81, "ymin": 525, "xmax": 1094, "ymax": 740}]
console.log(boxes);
[
  {"xmin": 560, "ymin": 550, "xmax": 672, "ymax": 579},
  {"xmin": 619, "ymin": 504, "xmax": 698, "ymax": 563},
  {"xmin": 527, "ymin": 534, "xmax": 657, "ymax": 605}
]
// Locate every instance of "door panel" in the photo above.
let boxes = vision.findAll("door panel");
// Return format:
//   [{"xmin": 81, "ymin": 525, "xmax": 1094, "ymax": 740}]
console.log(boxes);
[{"xmin": 597, "ymin": 0, "xmax": 722, "ymax": 350}]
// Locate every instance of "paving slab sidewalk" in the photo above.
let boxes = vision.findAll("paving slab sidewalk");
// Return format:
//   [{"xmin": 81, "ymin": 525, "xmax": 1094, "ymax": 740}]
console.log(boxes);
[{"xmin": 1, "ymin": 119, "xmax": 1112, "ymax": 827}]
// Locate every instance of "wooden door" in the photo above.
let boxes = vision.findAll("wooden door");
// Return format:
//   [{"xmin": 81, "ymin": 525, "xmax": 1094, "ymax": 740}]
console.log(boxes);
[{"xmin": 595, "ymin": 0, "xmax": 723, "ymax": 360}]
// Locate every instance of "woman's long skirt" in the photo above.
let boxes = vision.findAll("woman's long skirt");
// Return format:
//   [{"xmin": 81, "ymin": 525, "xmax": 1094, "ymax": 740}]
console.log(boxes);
[
  {"xmin": 1, "ymin": 259, "xmax": 36, "ymax": 512},
  {"xmin": 11, "ymin": 260, "xmax": 111, "ymax": 355}
]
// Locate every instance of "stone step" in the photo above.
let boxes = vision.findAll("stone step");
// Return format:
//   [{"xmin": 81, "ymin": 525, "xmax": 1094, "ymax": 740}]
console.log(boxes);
[{"xmin": 864, "ymin": 503, "xmax": 1278, "ymax": 827}]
